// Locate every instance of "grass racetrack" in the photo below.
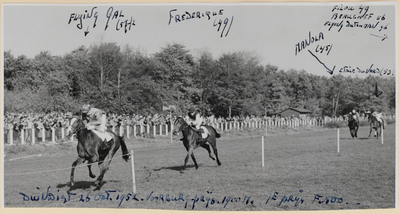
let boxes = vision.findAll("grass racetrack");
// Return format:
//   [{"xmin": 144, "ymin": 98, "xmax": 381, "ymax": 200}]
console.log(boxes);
[{"xmin": 3, "ymin": 124, "xmax": 396, "ymax": 211}]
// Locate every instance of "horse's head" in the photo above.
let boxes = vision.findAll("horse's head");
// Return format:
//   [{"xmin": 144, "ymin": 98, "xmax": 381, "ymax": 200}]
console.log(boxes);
[
  {"xmin": 172, "ymin": 117, "xmax": 188, "ymax": 135},
  {"xmin": 366, "ymin": 113, "xmax": 373, "ymax": 122},
  {"xmin": 347, "ymin": 113, "xmax": 353, "ymax": 121},
  {"xmin": 67, "ymin": 117, "xmax": 86, "ymax": 136}
]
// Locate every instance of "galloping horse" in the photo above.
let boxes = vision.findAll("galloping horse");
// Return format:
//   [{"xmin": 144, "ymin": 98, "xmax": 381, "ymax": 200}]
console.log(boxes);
[
  {"xmin": 368, "ymin": 114, "xmax": 382, "ymax": 139},
  {"xmin": 347, "ymin": 113, "xmax": 359, "ymax": 138},
  {"xmin": 172, "ymin": 117, "xmax": 221, "ymax": 171},
  {"xmin": 68, "ymin": 117, "xmax": 130, "ymax": 189}
]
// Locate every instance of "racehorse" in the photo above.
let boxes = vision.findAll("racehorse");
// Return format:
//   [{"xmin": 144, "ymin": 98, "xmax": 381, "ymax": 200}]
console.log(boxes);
[
  {"xmin": 368, "ymin": 114, "xmax": 382, "ymax": 139},
  {"xmin": 172, "ymin": 117, "xmax": 221, "ymax": 172},
  {"xmin": 68, "ymin": 117, "xmax": 130, "ymax": 189},
  {"xmin": 347, "ymin": 113, "xmax": 359, "ymax": 138}
]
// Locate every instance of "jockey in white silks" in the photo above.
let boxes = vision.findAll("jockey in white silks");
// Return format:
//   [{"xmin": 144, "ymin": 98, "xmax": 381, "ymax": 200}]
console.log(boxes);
[
  {"xmin": 185, "ymin": 107, "xmax": 208, "ymax": 144},
  {"xmin": 350, "ymin": 109, "xmax": 359, "ymax": 121},
  {"xmin": 371, "ymin": 110, "xmax": 385, "ymax": 129},
  {"xmin": 81, "ymin": 104, "xmax": 113, "ymax": 143}
]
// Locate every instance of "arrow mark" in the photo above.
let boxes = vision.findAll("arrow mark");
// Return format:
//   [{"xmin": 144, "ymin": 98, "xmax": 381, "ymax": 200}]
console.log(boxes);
[
  {"xmin": 308, "ymin": 50, "xmax": 335, "ymax": 75},
  {"xmin": 374, "ymin": 83, "xmax": 383, "ymax": 97}
]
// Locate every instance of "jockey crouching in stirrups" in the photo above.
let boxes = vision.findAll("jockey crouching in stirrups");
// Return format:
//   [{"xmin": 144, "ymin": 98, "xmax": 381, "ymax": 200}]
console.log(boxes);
[
  {"xmin": 185, "ymin": 107, "xmax": 209, "ymax": 145},
  {"xmin": 350, "ymin": 109, "xmax": 359, "ymax": 121},
  {"xmin": 371, "ymin": 110, "xmax": 385, "ymax": 129},
  {"xmin": 81, "ymin": 104, "xmax": 114, "ymax": 149}
]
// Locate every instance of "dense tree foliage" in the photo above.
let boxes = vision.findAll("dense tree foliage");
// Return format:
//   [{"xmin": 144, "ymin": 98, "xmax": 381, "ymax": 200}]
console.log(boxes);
[{"xmin": 3, "ymin": 43, "xmax": 396, "ymax": 117}]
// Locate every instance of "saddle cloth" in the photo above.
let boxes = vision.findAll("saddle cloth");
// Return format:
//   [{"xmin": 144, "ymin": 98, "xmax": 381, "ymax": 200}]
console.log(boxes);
[
  {"xmin": 199, "ymin": 126, "xmax": 209, "ymax": 138},
  {"xmin": 91, "ymin": 129, "xmax": 113, "ymax": 142}
]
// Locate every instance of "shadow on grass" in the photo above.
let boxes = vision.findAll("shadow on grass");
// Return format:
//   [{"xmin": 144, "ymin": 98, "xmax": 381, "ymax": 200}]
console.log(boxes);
[
  {"xmin": 56, "ymin": 180, "xmax": 121, "ymax": 191},
  {"xmin": 328, "ymin": 137, "xmax": 378, "ymax": 140},
  {"xmin": 153, "ymin": 164, "xmax": 199, "ymax": 172},
  {"xmin": 357, "ymin": 137, "xmax": 380, "ymax": 140}
]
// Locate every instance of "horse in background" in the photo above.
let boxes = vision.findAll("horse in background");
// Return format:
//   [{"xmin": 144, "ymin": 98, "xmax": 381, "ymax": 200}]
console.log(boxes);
[
  {"xmin": 172, "ymin": 117, "xmax": 221, "ymax": 172},
  {"xmin": 68, "ymin": 117, "xmax": 130, "ymax": 190},
  {"xmin": 347, "ymin": 113, "xmax": 359, "ymax": 138},
  {"xmin": 368, "ymin": 114, "xmax": 382, "ymax": 139}
]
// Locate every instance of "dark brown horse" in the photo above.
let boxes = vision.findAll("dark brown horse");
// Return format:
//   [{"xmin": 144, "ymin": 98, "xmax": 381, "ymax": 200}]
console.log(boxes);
[
  {"xmin": 172, "ymin": 117, "xmax": 221, "ymax": 171},
  {"xmin": 347, "ymin": 113, "xmax": 359, "ymax": 138},
  {"xmin": 68, "ymin": 117, "xmax": 129, "ymax": 189}
]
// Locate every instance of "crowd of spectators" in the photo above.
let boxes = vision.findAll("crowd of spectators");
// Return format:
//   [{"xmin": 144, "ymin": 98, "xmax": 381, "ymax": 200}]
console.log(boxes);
[{"xmin": 3, "ymin": 111, "xmax": 349, "ymax": 132}]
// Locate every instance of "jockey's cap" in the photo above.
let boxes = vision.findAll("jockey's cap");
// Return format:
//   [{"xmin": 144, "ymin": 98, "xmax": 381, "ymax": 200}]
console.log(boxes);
[
  {"xmin": 82, "ymin": 104, "xmax": 91, "ymax": 113},
  {"xmin": 352, "ymin": 109, "xmax": 356, "ymax": 114},
  {"xmin": 188, "ymin": 107, "xmax": 195, "ymax": 113}
]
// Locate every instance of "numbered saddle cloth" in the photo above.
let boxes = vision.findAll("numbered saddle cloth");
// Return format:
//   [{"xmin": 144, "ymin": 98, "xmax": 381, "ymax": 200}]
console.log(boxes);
[
  {"xmin": 199, "ymin": 126, "xmax": 209, "ymax": 138},
  {"xmin": 91, "ymin": 129, "xmax": 114, "ymax": 142}
]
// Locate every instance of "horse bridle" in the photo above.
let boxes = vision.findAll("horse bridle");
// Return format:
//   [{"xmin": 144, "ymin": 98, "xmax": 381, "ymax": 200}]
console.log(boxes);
[{"xmin": 67, "ymin": 117, "xmax": 85, "ymax": 137}]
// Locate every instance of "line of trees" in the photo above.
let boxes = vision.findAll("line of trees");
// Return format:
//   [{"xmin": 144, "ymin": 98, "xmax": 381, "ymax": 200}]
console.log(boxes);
[{"xmin": 3, "ymin": 42, "xmax": 396, "ymax": 117}]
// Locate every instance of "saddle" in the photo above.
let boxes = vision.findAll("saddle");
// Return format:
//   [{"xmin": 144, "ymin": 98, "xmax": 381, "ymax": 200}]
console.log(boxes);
[
  {"xmin": 190, "ymin": 125, "xmax": 209, "ymax": 138},
  {"xmin": 99, "ymin": 138, "xmax": 113, "ymax": 150},
  {"xmin": 90, "ymin": 129, "xmax": 114, "ymax": 150}
]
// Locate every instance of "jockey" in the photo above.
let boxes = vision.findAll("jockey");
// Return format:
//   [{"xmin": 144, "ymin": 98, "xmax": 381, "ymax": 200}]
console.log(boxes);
[
  {"xmin": 350, "ymin": 109, "xmax": 359, "ymax": 121},
  {"xmin": 185, "ymin": 107, "xmax": 203, "ymax": 132},
  {"xmin": 371, "ymin": 109, "xmax": 385, "ymax": 129},
  {"xmin": 185, "ymin": 107, "xmax": 208, "ymax": 144},
  {"xmin": 81, "ymin": 104, "xmax": 107, "ymax": 133}
]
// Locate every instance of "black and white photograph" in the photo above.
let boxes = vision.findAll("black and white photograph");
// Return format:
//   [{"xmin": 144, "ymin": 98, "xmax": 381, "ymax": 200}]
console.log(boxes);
[{"xmin": 1, "ymin": 1, "xmax": 397, "ymax": 212}]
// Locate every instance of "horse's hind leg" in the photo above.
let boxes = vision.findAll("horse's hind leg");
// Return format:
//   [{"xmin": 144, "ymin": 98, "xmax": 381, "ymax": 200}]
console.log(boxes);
[
  {"xmin": 95, "ymin": 158, "xmax": 109, "ymax": 189},
  {"xmin": 88, "ymin": 164, "xmax": 96, "ymax": 178},
  {"xmin": 209, "ymin": 140, "xmax": 221, "ymax": 166},
  {"xmin": 95, "ymin": 146, "xmax": 119, "ymax": 189},
  {"xmin": 70, "ymin": 157, "xmax": 85, "ymax": 187},
  {"xmin": 200, "ymin": 143, "xmax": 215, "ymax": 161}
]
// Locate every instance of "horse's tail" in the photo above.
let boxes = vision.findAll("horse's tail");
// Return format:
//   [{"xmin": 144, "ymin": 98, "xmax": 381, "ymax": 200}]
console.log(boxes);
[{"xmin": 119, "ymin": 136, "xmax": 130, "ymax": 162}]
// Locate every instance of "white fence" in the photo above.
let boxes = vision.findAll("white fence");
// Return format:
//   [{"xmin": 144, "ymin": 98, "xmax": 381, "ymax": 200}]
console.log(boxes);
[{"xmin": 3, "ymin": 115, "xmax": 395, "ymax": 146}]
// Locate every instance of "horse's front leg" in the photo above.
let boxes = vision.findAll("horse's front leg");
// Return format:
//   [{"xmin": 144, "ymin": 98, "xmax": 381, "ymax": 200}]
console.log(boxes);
[
  {"xmin": 190, "ymin": 152, "xmax": 199, "ymax": 170},
  {"xmin": 70, "ymin": 157, "xmax": 85, "ymax": 187},
  {"xmin": 355, "ymin": 126, "xmax": 358, "ymax": 138},
  {"xmin": 182, "ymin": 147, "xmax": 197, "ymax": 172}
]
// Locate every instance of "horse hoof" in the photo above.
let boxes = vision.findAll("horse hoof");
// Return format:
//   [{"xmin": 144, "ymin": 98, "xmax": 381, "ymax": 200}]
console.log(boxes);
[
  {"xmin": 90, "ymin": 174, "xmax": 96, "ymax": 179},
  {"xmin": 218, "ymin": 162, "xmax": 222, "ymax": 166}
]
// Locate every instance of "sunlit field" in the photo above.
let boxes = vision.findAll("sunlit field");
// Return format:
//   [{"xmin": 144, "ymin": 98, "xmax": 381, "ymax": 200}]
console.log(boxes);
[{"xmin": 3, "ymin": 124, "xmax": 396, "ymax": 211}]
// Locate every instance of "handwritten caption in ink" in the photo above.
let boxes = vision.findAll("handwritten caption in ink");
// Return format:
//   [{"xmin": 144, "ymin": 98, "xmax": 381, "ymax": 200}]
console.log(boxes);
[
  {"xmin": 168, "ymin": 9, "xmax": 234, "ymax": 38},
  {"xmin": 324, "ymin": 4, "xmax": 390, "ymax": 38},
  {"xmin": 294, "ymin": 4, "xmax": 393, "ymax": 76},
  {"xmin": 18, "ymin": 186, "xmax": 361, "ymax": 209},
  {"xmin": 68, "ymin": 6, "xmax": 135, "ymax": 36}
]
